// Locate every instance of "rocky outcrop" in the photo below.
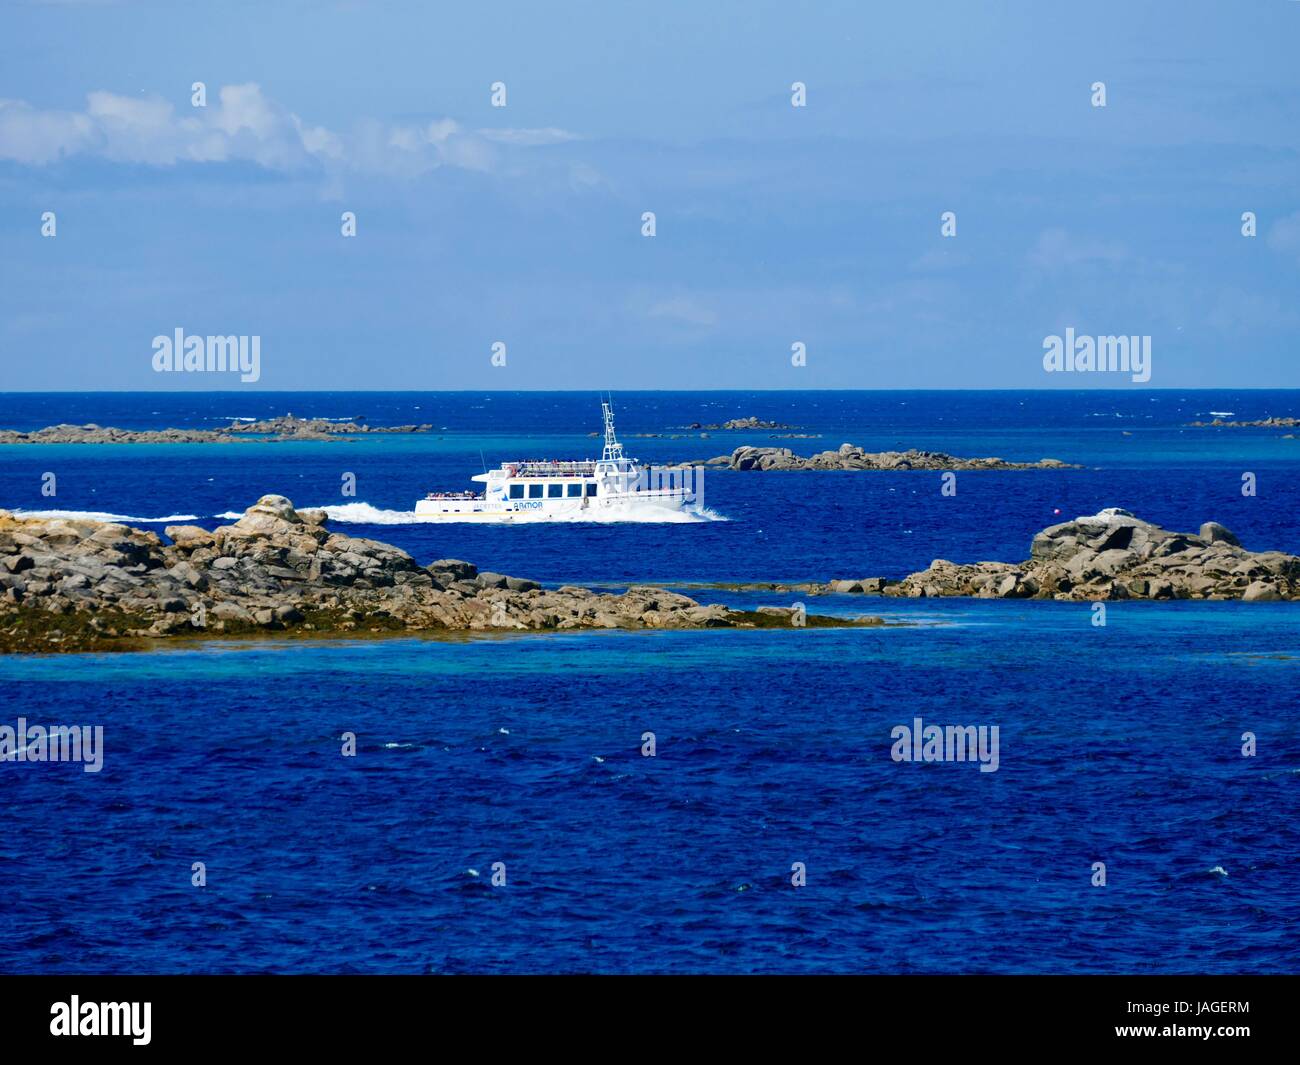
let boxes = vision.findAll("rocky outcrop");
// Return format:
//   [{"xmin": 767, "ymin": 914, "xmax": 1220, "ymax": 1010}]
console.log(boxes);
[
  {"xmin": 699, "ymin": 443, "xmax": 1075, "ymax": 471},
  {"xmin": 0, "ymin": 414, "xmax": 432, "ymax": 444},
  {"xmin": 1186, "ymin": 417, "xmax": 1300, "ymax": 428},
  {"xmin": 0, "ymin": 496, "xmax": 879, "ymax": 651},
  {"xmin": 224, "ymin": 414, "xmax": 432, "ymax": 439},
  {"xmin": 0, "ymin": 424, "xmax": 234, "ymax": 444},
  {"xmin": 882, "ymin": 508, "xmax": 1299, "ymax": 601},
  {"xmin": 684, "ymin": 417, "xmax": 799, "ymax": 431}
]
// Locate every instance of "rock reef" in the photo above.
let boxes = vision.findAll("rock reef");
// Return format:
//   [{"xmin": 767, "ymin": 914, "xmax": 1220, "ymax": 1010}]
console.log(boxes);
[
  {"xmin": 685, "ymin": 417, "xmax": 798, "ymax": 431},
  {"xmin": 1186, "ymin": 417, "xmax": 1300, "ymax": 429},
  {"xmin": 0, "ymin": 496, "xmax": 879, "ymax": 652},
  {"xmin": 698, "ymin": 443, "xmax": 1075, "ymax": 471},
  {"xmin": 0, "ymin": 414, "xmax": 432, "ymax": 444},
  {"xmin": 832, "ymin": 509, "xmax": 1297, "ymax": 601}
]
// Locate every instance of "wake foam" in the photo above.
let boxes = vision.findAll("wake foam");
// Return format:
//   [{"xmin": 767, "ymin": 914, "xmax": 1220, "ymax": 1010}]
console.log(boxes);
[
  {"xmin": 8, "ymin": 502, "xmax": 728, "ymax": 527},
  {"xmin": 215, "ymin": 501, "xmax": 729, "ymax": 525},
  {"xmin": 10, "ymin": 509, "xmax": 200, "ymax": 524}
]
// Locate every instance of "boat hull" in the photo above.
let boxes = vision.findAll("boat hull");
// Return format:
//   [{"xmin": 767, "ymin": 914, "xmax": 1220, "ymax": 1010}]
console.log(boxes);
[{"xmin": 413, "ymin": 491, "xmax": 692, "ymax": 523}]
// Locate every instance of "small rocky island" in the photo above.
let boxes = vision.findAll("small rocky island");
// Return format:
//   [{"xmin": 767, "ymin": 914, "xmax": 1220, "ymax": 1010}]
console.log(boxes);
[
  {"xmin": 0, "ymin": 496, "xmax": 880, "ymax": 652},
  {"xmin": 696, "ymin": 443, "xmax": 1076, "ymax": 471},
  {"xmin": 1186, "ymin": 416, "xmax": 1300, "ymax": 429},
  {"xmin": 685, "ymin": 417, "xmax": 799, "ymax": 431},
  {"xmin": 823, "ymin": 509, "xmax": 1296, "ymax": 601},
  {"xmin": 0, "ymin": 413, "xmax": 433, "ymax": 444}
]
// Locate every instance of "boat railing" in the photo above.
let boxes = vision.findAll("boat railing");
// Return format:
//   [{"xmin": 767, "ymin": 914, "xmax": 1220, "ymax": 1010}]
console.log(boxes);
[{"xmin": 506, "ymin": 460, "xmax": 601, "ymax": 478}]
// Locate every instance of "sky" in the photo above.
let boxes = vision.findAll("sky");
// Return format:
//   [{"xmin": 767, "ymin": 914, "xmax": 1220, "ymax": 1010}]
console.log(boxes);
[{"xmin": 1, "ymin": 0, "xmax": 1299, "ymax": 391}]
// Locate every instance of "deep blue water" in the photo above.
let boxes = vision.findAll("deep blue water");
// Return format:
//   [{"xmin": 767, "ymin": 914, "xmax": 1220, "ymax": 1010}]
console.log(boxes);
[{"xmin": 1, "ymin": 391, "xmax": 1298, "ymax": 973}]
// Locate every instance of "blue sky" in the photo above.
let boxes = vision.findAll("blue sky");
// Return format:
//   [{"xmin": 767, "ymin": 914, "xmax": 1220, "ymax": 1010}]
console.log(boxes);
[{"xmin": 2, "ymin": 0, "xmax": 1299, "ymax": 390}]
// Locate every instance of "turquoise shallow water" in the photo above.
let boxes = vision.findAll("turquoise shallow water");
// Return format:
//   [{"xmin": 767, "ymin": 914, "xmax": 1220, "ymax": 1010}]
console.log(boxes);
[{"xmin": 1, "ymin": 391, "xmax": 1298, "ymax": 973}]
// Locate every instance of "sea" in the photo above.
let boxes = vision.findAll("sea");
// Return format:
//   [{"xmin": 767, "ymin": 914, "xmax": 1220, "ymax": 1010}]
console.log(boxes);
[{"xmin": 1, "ymin": 390, "xmax": 1297, "ymax": 974}]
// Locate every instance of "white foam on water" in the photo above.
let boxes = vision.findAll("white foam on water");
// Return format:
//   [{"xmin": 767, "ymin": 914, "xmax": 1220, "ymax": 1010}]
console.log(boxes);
[
  {"xmin": 215, "ymin": 501, "xmax": 731, "ymax": 525},
  {"xmin": 307, "ymin": 502, "xmax": 420, "ymax": 524},
  {"xmin": 10, "ymin": 509, "xmax": 200, "ymax": 523},
  {"xmin": 23, "ymin": 502, "xmax": 730, "ymax": 527}
]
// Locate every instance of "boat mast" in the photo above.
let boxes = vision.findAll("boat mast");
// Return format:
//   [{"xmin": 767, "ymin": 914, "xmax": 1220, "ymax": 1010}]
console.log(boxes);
[{"xmin": 601, "ymin": 399, "xmax": 625, "ymax": 464}]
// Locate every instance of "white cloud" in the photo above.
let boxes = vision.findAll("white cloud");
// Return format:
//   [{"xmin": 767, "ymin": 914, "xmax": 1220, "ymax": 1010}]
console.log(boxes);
[
  {"xmin": 0, "ymin": 100, "xmax": 95, "ymax": 164},
  {"xmin": 425, "ymin": 118, "xmax": 461, "ymax": 144},
  {"xmin": 0, "ymin": 84, "xmax": 579, "ymax": 178},
  {"xmin": 480, "ymin": 127, "xmax": 579, "ymax": 147},
  {"xmin": 210, "ymin": 83, "xmax": 278, "ymax": 139},
  {"xmin": 293, "ymin": 116, "xmax": 344, "ymax": 162},
  {"xmin": 1027, "ymin": 227, "xmax": 1127, "ymax": 270}
]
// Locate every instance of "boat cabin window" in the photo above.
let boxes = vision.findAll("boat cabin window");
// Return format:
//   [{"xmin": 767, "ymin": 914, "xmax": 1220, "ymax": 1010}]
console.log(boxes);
[
  {"xmin": 509, "ymin": 484, "xmax": 524, "ymax": 499},
  {"xmin": 585, "ymin": 482, "xmax": 598, "ymax": 497},
  {"xmin": 528, "ymin": 483, "xmax": 544, "ymax": 499},
  {"xmin": 548, "ymin": 483, "xmax": 563, "ymax": 498},
  {"xmin": 566, "ymin": 483, "xmax": 583, "ymax": 497}
]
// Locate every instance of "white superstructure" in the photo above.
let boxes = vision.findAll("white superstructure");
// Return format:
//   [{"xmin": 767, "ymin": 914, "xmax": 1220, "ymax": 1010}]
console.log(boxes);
[{"xmin": 414, "ymin": 402, "xmax": 698, "ymax": 523}]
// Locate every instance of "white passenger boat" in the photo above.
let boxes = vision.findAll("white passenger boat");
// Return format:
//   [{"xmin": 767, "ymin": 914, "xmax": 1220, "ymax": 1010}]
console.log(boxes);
[{"xmin": 413, "ymin": 402, "xmax": 699, "ymax": 522}]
